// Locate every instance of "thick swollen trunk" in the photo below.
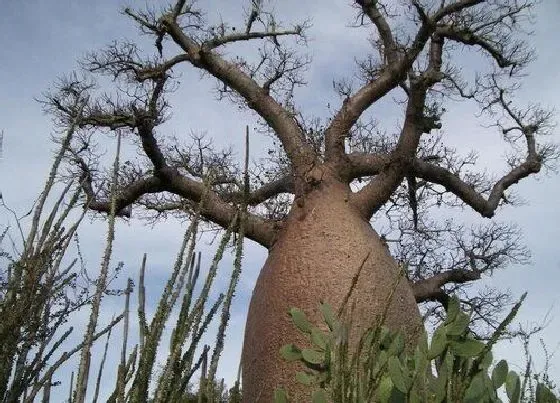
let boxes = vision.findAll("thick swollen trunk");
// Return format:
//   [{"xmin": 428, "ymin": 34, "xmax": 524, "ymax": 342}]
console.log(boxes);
[{"xmin": 242, "ymin": 181, "xmax": 422, "ymax": 402}]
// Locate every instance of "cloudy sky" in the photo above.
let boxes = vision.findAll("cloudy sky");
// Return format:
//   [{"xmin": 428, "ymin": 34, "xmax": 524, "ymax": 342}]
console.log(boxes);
[{"xmin": 1, "ymin": 0, "xmax": 559, "ymax": 400}]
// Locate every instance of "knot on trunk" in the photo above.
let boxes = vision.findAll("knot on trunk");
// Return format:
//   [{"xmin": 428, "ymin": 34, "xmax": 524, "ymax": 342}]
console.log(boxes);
[{"xmin": 304, "ymin": 165, "xmax": 325, "ymax": 187}]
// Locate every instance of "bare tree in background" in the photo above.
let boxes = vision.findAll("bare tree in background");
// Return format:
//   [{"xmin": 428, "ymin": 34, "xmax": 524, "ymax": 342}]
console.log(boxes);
[{"xmin": 42, "ymin": 0, "xmax": 557, "ymax": 400}]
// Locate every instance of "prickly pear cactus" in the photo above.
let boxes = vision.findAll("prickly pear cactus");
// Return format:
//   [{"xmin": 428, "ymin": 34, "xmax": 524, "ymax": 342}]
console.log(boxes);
[{"xmin": 275, "ymin": 296, "xmax": 558, "ymax": 403}]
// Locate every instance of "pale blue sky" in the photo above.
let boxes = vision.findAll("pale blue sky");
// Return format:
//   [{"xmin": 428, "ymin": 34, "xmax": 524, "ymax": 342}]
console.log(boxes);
[{"xmin": 1, "ymin": 1, "xmax": 559, "ymax": 401}]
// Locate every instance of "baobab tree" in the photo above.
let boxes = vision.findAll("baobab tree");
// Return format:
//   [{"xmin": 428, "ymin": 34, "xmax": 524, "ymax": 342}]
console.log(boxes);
[{"xmin": 43, "ymin": 0, "xmax": 556, "ymax": 400}]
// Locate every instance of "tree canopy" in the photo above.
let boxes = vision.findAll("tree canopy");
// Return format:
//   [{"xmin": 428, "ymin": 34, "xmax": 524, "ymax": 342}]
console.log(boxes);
[{"xmin": 40, "ymin": 0, "xmax": 557, "ymax": 337}]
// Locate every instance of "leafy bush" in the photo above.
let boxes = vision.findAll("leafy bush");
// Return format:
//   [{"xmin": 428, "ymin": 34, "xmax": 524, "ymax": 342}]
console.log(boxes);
[{"xmin": 276, "ymin": 296, "xmax": 558, "ymax": 402}]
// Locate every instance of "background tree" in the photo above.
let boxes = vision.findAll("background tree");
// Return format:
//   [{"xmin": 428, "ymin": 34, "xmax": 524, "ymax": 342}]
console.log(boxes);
[{"xmin": 42, "ymin": 0, "xmax": 557, "ymax": 400}]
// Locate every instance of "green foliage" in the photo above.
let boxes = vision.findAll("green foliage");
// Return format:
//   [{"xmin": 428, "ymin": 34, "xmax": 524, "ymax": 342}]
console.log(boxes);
[{"xmin": 276, "ymin": 298, "xmax": 559, "ymax": 403}]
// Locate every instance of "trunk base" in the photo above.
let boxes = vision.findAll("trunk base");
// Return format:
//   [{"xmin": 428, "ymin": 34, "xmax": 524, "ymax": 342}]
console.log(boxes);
[{"xmin": 242, "ymin": 183, "xmax": 422, "ymax": 402}]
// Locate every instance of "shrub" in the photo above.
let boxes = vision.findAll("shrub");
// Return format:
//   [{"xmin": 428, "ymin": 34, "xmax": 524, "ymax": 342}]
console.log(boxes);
[{"xmin": 277, "ymin": 296, "xmax": 558, "ymax": 402}]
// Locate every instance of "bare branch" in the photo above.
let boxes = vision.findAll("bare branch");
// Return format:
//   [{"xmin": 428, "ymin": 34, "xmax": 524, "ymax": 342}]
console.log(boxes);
[
  {"xmin": 345, "ymin": 152, "xmax": 391, "ymax": 179},
  {"xmin": 325, "ymin": 0, "xmax": 532, "ymax": 165},
  {"xmin": 351, "ymin": 78, "xmax": 433, "ymax": 218},
  {"xmin": 434, "ymin": 0, "xmax": 485, "ymax": 18},
  {"xmin": 356, "ymin": 0, "xmax": 398, "ymax": 65},
  {"xmin": 159, "ymin": 15, "xmax": 315, "ymax": 171},
  {"xmin": 84, "ymin": 170, "xmax": 278, "ymax": 248},
  {"xmin": 412, "ymin": 114, "xmax": 542, "ymax": 219},
  {"xmin": 203, "ymin": 28, "xmax": 302, "ymax": 51},
  {"xmin": 245, "ymin": 1, "xmax": 260, "ymax": 34},
  {"xmin": 436, "ymin": 25, "xmax": 519, "ymax": 69},
  {"xmin": 412, "ymin": 268, "xmax": 481, "ymax": 303},
  {"xmin": 85, "ymin": 177, "xmax": 166, "ymax": 216},
  {"xmin": 220, "ymin": 175, "xmax": 293, "ymax": 205},
  {"xmin": 324, "ymin": 0, "xmax": 439, "ymax": 163}
]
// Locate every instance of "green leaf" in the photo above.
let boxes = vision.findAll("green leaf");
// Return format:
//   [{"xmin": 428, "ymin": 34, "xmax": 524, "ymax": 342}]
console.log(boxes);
[
  {"xmin": 449, "ymin": 339, "xmax": 485, "ymax": 357},
  {"xmin": 315, "ymin": 371, "xmax": 329, "ymax": 384},
  {"xmin": 388, "ymin": 333, "xmax": 405, "ymax": 356},
  {"xmin": 289, "ymin": 308, "xmax": 312, "ymax": 334},
  {"xmin": 483, "ymin": 372, "xmax": 498, "ymax": 400},
  {"xmin": 413, "ymin": 345, "xmax": 428, "ymax": 376},
  {"xmin": 446, "ymin": 312, "xmax": 470, "ymax": 336},
  {"xmin": 280, "ymin": 344, "xmax": 302, "ymax": 361},
  {"xmin": 312, "ymin": 389, "xmax": 329, "ymax": 403},
  {"xmin": 408, "ymin": 388, "xmax": 422, "ymax": 403},
  {"xmin": 388, "ymin": 356, "xmax": 409, "ymax": 393},
  {"xmin": 377, "ymin": 376, "xmax": 394, "ymax": 403},
  {"xmin": 379, "ymin": 326, "xmax": 392, "ymax": 349},
  {"xmin": 319, "ymin": 303, "xmax": 336, "ymax": 331},
  {"xmin": 430, "ymin": 373, "xmax": 448, "ymax": 403},
  {"xmin": 492, "ymin": 360, "xmax": 508, "ymax": 389},
  {"xmin": 302, "ymin": 348, "xmax": 325, "ymax": 365},
  {"xmin": 428, "ymin": 325, "xmax": 448, "ymax": 359},
  {"xmin": 295, "ymin": 371, "xmax": 314, "ymax": 385},
  {"xmin": 333, "ymin": 322, "xmax": 349, "ymax": 345},
  {"xmin": 536, "ymin": 382, "xmax": 558, "ymax": 403},
  {"xmin": 274, "ymin": 388, "xmax": 289, "ymax": 403},
  {"xmin": 446, "ymin": 297, "xmax": 461, "ymax": 323},
  {"xmin": 418, "ymin": 331, "xmax": 429, "ymax": 354},
  {"xmin": 464, "ymin": 373, "xmax": 486, "ymax": 403},
  {"xmin": 324, "ymin": 347, "xmax": 331, "ymax": 369},
  {"xmin": 373, "ymin": 350, "xmax": 389, "ymax": 377},
  {"xmin": 429, "ymin": 354, "xmax": 449, "ymax": 402},
  {"xmin": 311, "ymin": 327, "xmax": 328, "ymax": 351},
  {"xmin": 481, "ymin": 350, "xmax": 493, "ymax": 370},
  {"xmin": 506, "ymin": 371, "xmax": 521, "ymax": 403}
]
